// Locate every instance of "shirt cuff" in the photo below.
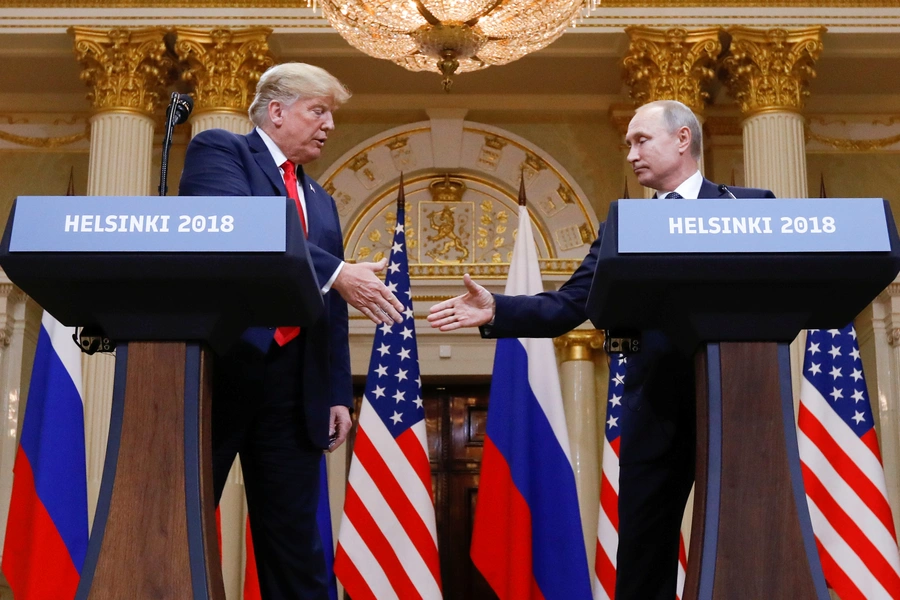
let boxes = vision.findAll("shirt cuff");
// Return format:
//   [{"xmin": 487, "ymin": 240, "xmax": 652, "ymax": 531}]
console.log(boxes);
[{"xmin": 322, "ymin": 261, "xmax": 344, "ymax": 293}]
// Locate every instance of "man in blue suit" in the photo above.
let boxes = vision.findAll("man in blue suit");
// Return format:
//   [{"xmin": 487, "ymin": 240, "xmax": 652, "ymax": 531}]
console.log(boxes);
[
  {"xmin": 428, "ymin": 100, "xmax": 775, "ymax": 599},
  {"xmin": 179, "ymin": 62, "xmax": 404, "ymax": 600}
]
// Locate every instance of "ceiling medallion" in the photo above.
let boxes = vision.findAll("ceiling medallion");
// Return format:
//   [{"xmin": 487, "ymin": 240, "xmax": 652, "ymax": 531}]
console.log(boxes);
[{"xmin": 318, "ymin": 0, "xmax": 599, "ymax": 91}]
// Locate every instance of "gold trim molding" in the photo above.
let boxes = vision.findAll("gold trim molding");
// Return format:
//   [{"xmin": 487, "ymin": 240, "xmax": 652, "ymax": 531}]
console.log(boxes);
[
  {"xmin": 0, "ymin": 129, "xmax": 88, "ymax": 148},
  {"xmin": 4, "ymin": 0, "xmax": 897, "ymax": 6},
  {"xmin": 806, "ymin": 128, "xmax": 900, "ymax": 152}
]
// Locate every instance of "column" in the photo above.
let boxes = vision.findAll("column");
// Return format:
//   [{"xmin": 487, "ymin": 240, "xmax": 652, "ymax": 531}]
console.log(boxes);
[
  {"xmin": 174, "ymin": 27, "xmax": 273, "ymax": 136},
  {"xmin": 721, "ymin": 27, "xmax": 824, "ymax": 198},
  {"xmin": 622, "ymin": 26, "xmax": 722, "ymax": 191},
  {"xmin": 175, "ymin": 26, "xmax": 274, "ymax": 600},
  {"xmin": 554, "ymin": 330, "xmax": 604, "ymax": 569},
  {"xmin": 71, "ymin": 26, "xmax": 173, "ymax": 523},
  {"xmin": 721, "ymin": 26, "xmax": 825, "ymax": 408},
  {"xmin": 859, "ymin": 281, "xmax": 900, "ymax": 541}
]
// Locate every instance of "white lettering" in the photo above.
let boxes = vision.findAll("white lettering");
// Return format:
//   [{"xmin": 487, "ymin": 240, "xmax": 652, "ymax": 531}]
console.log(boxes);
[
  {"xmin": 684, "ymin": 217, "xmax": 697, "ymax": 234},
  {"xmin": 105, "ymin": 215, "xmax": 118, "ymax": 232},
  {"xmin": 159, "ymin": 215, "xmax": 170, "ymax": 233},
  {"xmin": 708, "ymin": 217, "xmax": 721, "ymax": 234},
  {"xmin": 762, "ymin": 217, "xmax": 772, "ymax": 233},
  {"xmin": 732, "ymin": 217, "xmax": 747, "ymax": 234},
  {"xmin": 669, "ymin": 217, "xmax": 683, "ymax": 234},
  {"xmin": 146, "ymin": 214, "xmax": 159, "ymax": 232},
  {"xmin": 64, "ymin": 214, "xmax": 79, "ymax": 232},
  {"xmin": 698, "ymin": 218, "xmax": 709, "ymax": 234},
  {"xmin": 82, "ymin": 215, "xmax": 94, "ymax": 232},
  {"xmin": 129, "ymin": 215, "xmax": 144, "ymax": 232},
  {"xmin": 749, "ymin": 217, "xmax": 762, "ymax": 234}
]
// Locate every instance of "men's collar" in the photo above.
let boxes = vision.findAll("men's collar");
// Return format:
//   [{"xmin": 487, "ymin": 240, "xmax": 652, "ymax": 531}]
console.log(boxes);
[
  {"xmin": 656, "ymin": 170, "xmax": 703, "ymax": 200},
  {"xmin": 255, "ymin": 127, "xmax": 288, "ymax": 172}
]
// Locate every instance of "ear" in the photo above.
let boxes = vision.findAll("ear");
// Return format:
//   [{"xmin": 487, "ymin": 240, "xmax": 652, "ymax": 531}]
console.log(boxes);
[
  {"xmin": 677, "ymin": 126, "xmax": 692, "ymax": 155},
  {"xmin": 267, "ymin": 100, "xmax": 285, "ymax": 127}
]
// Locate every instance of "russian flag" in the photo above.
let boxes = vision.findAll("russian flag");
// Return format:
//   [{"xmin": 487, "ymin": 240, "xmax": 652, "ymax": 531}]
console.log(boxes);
[
  {"xmin": 470, "ymin": 202, "xmax": 593, "ymax": 600},
  {"xmin": 2, "ymin": 312, "xmax": 88, "ymax": 599}
]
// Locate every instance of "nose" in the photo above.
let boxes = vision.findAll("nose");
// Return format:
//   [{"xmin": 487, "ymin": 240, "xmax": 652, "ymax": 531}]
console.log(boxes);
[
  {"xmin": 626, "ymin": 144, "xmax": 638, "ymax": 164},
  {"xmin": 322, "ymin": 112, "xmax": 335, "ymax": 131}
]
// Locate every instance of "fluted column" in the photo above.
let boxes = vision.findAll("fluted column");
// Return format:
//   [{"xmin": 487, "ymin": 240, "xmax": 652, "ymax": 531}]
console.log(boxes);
[
  {"xmin": 174, "ymin": 27, "xmax": 273, "ymax": 136},
  {"xmin": 722, "ymin": 26, "xmax": 825, "ymax": 198},
  {"xmin": 71, "ymin": 26, "xmax": 172, "ymax": 524},
  {"xmin": 555, "ymin": 330, "xmax": 604, "ymax": 569},
  {"xmin": 0, "ymin": 274, "xmax": 35, "ymax": 567},
  {"xmin": 174, "ymin": 27, "xmax": 273, "ymax": 599},
  {"xmin": 622, "ymin": 27, "xmax": 721, "ymax": 194},
  {"xmin": 722, "ymin": 27, "xmax": 825, "ymax": 410},
  {"xmin": 859, "ymin": 282, "xmax": 900, "ymax": 542}
]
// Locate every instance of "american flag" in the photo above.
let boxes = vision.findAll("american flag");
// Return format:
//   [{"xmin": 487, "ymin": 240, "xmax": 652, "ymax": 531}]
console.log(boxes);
[
  {"xmin": 799, "ymin": 326, "xmax": 900, "ymax": 599},
  {"xmin": 592, "ymin": 354, "xmax": 687, "ymax": 600},
  {"xmin": 334, "ymin": 182, "xmax": 442, "ymax": 599}
]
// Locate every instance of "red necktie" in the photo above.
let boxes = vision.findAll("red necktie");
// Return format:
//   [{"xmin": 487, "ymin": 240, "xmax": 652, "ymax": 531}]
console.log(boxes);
[{"xmin": 274, "ymin": 160, "xmax": 307, "ymax": 346}]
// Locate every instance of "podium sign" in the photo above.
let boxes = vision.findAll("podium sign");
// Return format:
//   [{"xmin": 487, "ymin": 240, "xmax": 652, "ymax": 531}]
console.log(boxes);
[
  {"xmin": 618, "ymin": 197, "xmax": 890, "ymax": 253},
  {"xmin": 0, "ymin": 195, "xmax": 323, "ymax": 600},
  {"xmin": 587, "ymin": 198, "xmax": 900, "ymax": 600}
]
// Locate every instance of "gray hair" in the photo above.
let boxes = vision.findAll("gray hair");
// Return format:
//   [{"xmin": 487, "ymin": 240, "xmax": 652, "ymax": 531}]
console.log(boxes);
[
  {"xmin": 637, "ymin": 100, "xmax": 703, "ymax": 161},
  {"xmin": 248, "ymin": 62, "xmax": 351, "ymax": 126}
]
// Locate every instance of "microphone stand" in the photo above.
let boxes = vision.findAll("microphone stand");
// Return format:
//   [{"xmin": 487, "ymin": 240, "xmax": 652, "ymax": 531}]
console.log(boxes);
[{"xmin": 159, "ymin": 92, "xmax": 182, "ymax": 197}]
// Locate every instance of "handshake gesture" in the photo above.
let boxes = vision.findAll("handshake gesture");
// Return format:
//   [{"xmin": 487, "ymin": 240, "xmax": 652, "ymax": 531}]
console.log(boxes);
[{"xmin": 427, "ymin": 274, "xmax": 495, "ymax": 330}]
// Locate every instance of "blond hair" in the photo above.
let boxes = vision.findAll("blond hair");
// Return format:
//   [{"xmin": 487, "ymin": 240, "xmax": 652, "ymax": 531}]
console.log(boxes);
[{"xmin": 248, "ymin": 62, "xmax": 351, "ymax": 126}]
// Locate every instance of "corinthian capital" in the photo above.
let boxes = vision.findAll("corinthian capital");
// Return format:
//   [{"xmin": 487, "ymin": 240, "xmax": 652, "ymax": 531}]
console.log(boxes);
[
  {"xmin": 623, "ymin": 27, "xmax": 722, "ymax": 113},
  {"xmin": 721, "ymin": 27, "xmax": 825, "ymax": 116},
  {"xmin": 554, "ymin": 330, "xmax": 604, "ymax": 362},
  {"xmin": 174, "ymin": 27, "xmax": 274, "ymax": 115},
  {"xmin": 71, "ymin": 27, "xmax": 174, "ymax": 115}
]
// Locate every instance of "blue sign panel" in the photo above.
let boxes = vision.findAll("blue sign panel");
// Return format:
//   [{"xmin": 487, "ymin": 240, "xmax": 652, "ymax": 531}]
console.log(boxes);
[
  {"xmin": 618, "ymin": 198, "xmax": 890, "ymax": 253},
  {"xmin": 9, "ymin": 196, "xmax": 287, "ymax": 252}
]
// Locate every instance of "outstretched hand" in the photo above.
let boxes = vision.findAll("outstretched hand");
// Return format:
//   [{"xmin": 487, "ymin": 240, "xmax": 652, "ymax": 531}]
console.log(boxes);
[
  {"xmin": 332, "ymin": 258, "xmax": 405, "ymax": 325},
  {"xmin": 427, "ymin": 273, "xmax": 495, "ymax": 331}
]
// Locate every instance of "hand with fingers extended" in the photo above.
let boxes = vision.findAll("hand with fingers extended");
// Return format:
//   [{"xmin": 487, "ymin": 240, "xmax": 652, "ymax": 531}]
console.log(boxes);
[
  {"xmin": 427, "ymin": 273, "xmax": 495, "ymax": 331},
  {"xmin": 332, "ymin": 258, "xmax": 406, "ymax": 325}
]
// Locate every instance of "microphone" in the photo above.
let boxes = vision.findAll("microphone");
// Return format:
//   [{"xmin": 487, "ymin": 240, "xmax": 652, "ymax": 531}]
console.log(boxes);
[
  {"xmin": 166, "ymin": 93, "xmax": 194, "ymax": 125},
  {"xmin": 159, "ymin": 93, "xmax": 194, "ymax": 196},
  {"xmin": 718, "ymin": 184, "xmax": 737, "ymax": 199}
]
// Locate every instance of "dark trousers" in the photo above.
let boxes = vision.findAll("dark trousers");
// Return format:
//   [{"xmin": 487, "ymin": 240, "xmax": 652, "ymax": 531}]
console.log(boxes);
[{"xmin": 212, "ymin": 338, "xmax": 328, "ymax": 600}]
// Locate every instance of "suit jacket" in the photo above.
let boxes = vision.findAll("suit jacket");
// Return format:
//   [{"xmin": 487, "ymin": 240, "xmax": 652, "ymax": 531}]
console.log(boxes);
[
  {"xmin": 482, "ymin": 178, "xmax": 775, "ymax": 466},
  {"xmin": 178, "ymin": 128, "xmax": 352, "ymax": 449}
]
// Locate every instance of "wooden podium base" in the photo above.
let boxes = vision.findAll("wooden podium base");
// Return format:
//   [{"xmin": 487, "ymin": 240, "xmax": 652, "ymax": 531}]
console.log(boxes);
[
  {"xmin": 75, "ymin": 342, "xmax": 225, "ymax": 600},
  {"xmin": 683, "ymin": 342, "xmax": 829, "ymax": 600}
]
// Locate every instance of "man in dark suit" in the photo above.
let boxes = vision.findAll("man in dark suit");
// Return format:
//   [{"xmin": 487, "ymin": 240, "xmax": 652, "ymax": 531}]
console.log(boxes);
[
  {"xmin": 428, "ymin": 100, "xmax": 775, "ymax": 599},
  {"xmin": 179, "ymin": 62, "xmax": 405, "ymax": 600}
]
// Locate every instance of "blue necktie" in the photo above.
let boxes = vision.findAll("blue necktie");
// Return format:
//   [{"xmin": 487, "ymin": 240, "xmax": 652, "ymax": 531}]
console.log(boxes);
[{"xmin": 665, "ymin": 191, "xmax": 684, "ymax": 199}]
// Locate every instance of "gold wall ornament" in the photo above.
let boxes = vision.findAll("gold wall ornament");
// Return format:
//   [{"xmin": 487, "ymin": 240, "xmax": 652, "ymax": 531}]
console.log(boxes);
[
  {"xmin": 71, "ymin": 27, "xmax": 174, "ymax": 115},
  {"xmin": 174, "ymin": 27, "xmax": 274, "ymax": 115},
  {"xmin": 319, "ymin": 0, "xmax": 598, "ymax": 91},
  {"xmin": 428, "ymin": 174, "xmax": 466, "ymax": 203},
  {"xmin": 0, "ymin": 129, "xmax": 89, "ymax": 148},
  {"xmin": 554, "ymin": 330, "xmax": 604, "ymax": 362},
  {"xmin": 805, "ymin": 128, "xmax": 900, "ymax": 152},
  {"xmin": 721, "ymin": 26, "xmax": 826, "ymax": 116},
  {"xmin": 622, "ymin": 27, "xmax": 722, "ymax": 113}
]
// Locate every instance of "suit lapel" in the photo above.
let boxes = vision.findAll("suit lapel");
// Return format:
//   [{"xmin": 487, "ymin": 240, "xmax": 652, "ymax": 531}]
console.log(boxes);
[
  {"xmin": 297, "ymin": 166, "xmax": 322, "ymax": 244},
  {"xmin": 247, "ymin": 129, "xmax": 288, "ymax": 197},
  {"xmin": 699, "ymin": 178, "xmax": 725, "ymax": 199}
]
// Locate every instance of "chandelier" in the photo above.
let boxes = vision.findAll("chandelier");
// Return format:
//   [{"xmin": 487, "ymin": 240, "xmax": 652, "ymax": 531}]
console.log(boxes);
[{"xmin": 318, "ymin": 0, "xmax": 599, "ymax": 91}]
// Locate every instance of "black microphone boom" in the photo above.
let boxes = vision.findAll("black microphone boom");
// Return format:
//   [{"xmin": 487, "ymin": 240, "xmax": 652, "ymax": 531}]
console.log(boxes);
[
  {"xmin": 159, "ymin": 92, "xmax": 194, "ymax": 196},
  {"xmin": 718, "ymin": 183, "xmax": 738, "ymax": 199}
]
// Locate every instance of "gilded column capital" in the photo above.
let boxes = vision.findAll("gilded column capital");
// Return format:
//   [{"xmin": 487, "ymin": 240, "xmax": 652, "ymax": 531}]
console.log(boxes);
[
  {"xmin": 554, "ymin": 330, "xmax": 604, "ymax": 362},
  {"xmin": 174, "ymin": 27, "xmax": 274, "ymax": 115},
  {"xmin": 71, "ymin": 27, "xmax": 173, "ymax": 116},
  {"xmin": 721, "ymin": 27, "xmax": 825, "ymax": 117},
  {"xmin": 623, "ymin": 27, "xmax": 722, "ymax": 114}
]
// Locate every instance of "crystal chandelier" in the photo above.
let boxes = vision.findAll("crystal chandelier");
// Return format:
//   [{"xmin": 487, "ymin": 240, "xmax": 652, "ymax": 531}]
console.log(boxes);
[{"xmin": 318, "ymin": 0, "xmax": 599, "ymax": 91}]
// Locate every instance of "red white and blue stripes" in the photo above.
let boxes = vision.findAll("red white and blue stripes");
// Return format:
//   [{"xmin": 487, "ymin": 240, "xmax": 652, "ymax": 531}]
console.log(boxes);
[
  {"xmin": 471, "ymin": 204, "xmax": 592, "ymax": 600},
  {"xmin": 2, "ymin": 312, "xmax": 87, "ymax": 600}
]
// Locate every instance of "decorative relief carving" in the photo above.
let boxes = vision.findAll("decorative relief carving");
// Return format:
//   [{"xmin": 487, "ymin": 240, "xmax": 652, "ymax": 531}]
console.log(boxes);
[
  {"xmin": 387, "ymin": 136, "xmax": 416, "ymax": 172},
  {"xmin": 349, "ymin": 154, "xmax": 383, "ymax": 190},
  {"xmin": 477, "ymin": 135, "xmax": 507, "ymax": 171},
  {"xmin": 0, "ymin": 129, "xmax": 88, "ymax": 148},
  {"xmin": 721, "ymin": 27, "xmax": 825, "ymax": 116},
  {"xmin": 623, "ymin": 27, "xmax": 721, "ymax": 112},
  {"xmin": 474, "ymin": 199, "xmax": 512, "ymax": 264},
  {"xmin": 520, "ymin": 153, "xmax": 547, "ymax": 186},
  {"xmin": 555, "ymin": 224, "xmax": 590, "ymax": 251},
  {"xmin": 357, "ymin": 201, "xmax": 416, "ymax": 263},
  {"xmin": 421, "ymin": 202, "xmax": 472, "ymax": 263},
  {"xmin": 888, "ymin": 328, "xmax": 900, "ymax": 347},
  {"xmin": 174, "ymin": 27, "xmax": 274, "ymax": 114},
  {"xmin": 71, "ymin": 27, "xmax": 174, "ymax": 115},
  {"xmin": 805, "ymin": 129, "xmax": 900, "ymax": 152}
]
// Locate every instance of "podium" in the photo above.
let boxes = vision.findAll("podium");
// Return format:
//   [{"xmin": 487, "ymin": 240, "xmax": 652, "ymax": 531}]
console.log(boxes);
[
  {"xmin": 587, "ymin": 198, "xmax": 900, "ymax": 599},
  {"xmin": 0, "ymin": 195, "xmax": 322, "ymax": 599}
]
